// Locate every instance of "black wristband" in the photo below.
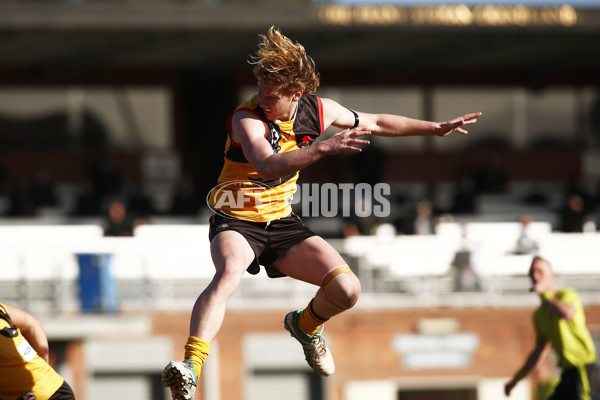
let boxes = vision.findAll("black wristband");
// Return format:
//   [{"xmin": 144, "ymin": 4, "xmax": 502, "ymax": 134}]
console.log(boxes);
[{"xmin": 349, "ymin": 109, "xmax": 359, "ymax": 128}]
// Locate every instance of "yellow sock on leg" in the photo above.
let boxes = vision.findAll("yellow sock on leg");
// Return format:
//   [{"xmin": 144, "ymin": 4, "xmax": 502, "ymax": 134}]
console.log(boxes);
[
  {"xmin": 297, "ymin": 300, "xmax": 328, "ymax": 337},
  {"xmin": 184, "ymin": 336, "xmax": 211, "ymax": 379}
]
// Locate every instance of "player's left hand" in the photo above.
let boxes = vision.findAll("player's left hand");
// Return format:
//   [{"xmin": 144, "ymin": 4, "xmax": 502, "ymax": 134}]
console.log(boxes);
[{"xmin": 436, "ymin": 112, "xmax": 482, "ymax": 136}]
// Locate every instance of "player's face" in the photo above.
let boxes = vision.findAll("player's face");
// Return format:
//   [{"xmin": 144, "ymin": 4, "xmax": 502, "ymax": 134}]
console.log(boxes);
[
  {"xmin": 257, "ymin": 81, "xmax": 298, "ymax": 121},
  {"xmin": 529, "ymin": 259, "xmax": 554, "ymax": 293}
]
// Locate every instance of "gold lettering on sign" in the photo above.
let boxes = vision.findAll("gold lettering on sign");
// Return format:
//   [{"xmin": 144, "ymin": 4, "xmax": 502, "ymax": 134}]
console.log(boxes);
[
  {"xmin": 411, "ymin": 4, "xmax": 473, "ymax": 26},
  {"xmin": 353, "ymin": 5, "xmax": 408, "ymax": 25},
  {"xmin": 319, "ymin": 5, "xmax": 353, "ymax": 26},
  {"xmin": 319, "ymin": 4, "xmax": 577, "ymax": 27}
]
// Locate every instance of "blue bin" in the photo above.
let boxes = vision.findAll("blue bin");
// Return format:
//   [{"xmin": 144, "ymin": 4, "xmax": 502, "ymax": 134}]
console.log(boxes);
[{"xmin": 76, "ymin": 253, "xmax": 118, "ymax": 314}]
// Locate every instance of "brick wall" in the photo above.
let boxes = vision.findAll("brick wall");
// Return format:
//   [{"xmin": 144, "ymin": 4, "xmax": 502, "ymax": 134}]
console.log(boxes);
[{"xmin": 153, "ymin": 304, "xmax": 600, "ymax": 400}]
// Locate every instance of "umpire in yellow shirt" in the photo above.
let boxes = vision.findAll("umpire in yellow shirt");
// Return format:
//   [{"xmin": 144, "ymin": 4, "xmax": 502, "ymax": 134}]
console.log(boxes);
[
  {"xmin": 0, "ymin": 302, "xmax": 75, "ymax": 400},
  {"xmin": 505, "ymin": 256, "xmax": 597, "ymax": 399}
]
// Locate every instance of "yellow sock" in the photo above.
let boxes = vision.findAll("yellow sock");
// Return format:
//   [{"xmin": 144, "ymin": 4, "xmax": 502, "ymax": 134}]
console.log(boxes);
[
  {"xmin": 184, "ymin": 336, "xmax": 211, "ymax": 379},
  {"xmin": 297, "ymin": 300, "xmax": 328, "ymax": 337}
]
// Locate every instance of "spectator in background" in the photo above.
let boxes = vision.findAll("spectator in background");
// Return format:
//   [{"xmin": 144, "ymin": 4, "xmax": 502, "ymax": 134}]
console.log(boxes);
[
  {"xmin": 103, "ymin": 199, "xmax": 132, "ymax": 236},
  {"xmin": 514, "ymin": 213, "xmax": 539, "ymax": 255},
  {"xmin": 452, "ymin": 250, "xmax": 481, "ymax": 292},
  {"xmin": 505, "ymin": 256, "xmax": 597, "ymax": 399},
  {"xmin": 0, "ymin": 302, "xmax": 76, "ymax": 400},
  {"xmin": 559, "ymin": 193, "xmax": 586, "ymax": 233},
  {"xmin": 451, "ymin": 220, "xmax": 482, "ymax": 292},
  {"xmin": 103, "ymin": 199, "xmax": 147, "ymax": 236},
  {"xmin": 413, "ymin": 199, "xmax": 434, "ymax": 235},
  {"xmin": 566, "ymin": 178, "xmax": 594, "ymax": 212}
]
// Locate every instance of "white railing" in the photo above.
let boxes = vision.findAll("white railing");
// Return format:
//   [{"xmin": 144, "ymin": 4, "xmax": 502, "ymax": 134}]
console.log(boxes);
[{"xmin": 0, "ymin": 223, "xmax": 598, "ymax": 313}]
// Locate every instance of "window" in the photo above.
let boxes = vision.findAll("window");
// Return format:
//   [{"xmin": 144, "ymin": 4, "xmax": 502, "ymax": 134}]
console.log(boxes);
[{"xmin": 247, "ymin": 370, "xmax": 323, "ymax": 400}]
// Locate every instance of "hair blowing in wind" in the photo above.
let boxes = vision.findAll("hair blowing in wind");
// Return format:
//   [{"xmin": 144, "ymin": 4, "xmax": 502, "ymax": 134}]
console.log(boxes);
[{"xmin": 250, "ymin": 26, "xmax": 320, "ymax": 96}]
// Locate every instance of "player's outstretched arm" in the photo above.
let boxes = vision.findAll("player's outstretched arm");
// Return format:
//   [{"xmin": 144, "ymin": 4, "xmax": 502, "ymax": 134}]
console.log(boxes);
[{"xmin": 321, "ymin": 97, "xmax": 481, "ymax": 138}]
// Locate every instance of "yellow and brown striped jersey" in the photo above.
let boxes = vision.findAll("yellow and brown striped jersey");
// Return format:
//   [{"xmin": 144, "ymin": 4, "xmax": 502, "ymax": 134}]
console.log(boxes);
[
  {"xmin": 0, "ymin": 303, "xmax": 64, "ymax": 400},
  {"xmin": 208, "ymin": 94, "xmax": 324, "ymax": 222}
]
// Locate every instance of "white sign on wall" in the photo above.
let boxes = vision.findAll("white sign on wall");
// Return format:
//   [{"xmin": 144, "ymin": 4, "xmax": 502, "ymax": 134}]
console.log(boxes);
[{"xmin": 391, "ymin": 333, "xmax": 480, "ymax": 369}]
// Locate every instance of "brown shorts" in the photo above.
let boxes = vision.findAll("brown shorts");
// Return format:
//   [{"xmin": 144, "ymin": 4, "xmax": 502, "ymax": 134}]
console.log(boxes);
[
  {"xmin": 48, "ymin": 381, "xmax": 75, "ymax": 400},
  {"xmin": 208, "ymin": 213, "xmax": 316, "ymax": 278}
]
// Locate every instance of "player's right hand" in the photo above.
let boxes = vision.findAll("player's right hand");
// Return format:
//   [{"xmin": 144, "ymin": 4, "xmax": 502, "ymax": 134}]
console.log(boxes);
[{"xmin": 319, "ymin": 127, "xmax": 371, "ymax": 154}]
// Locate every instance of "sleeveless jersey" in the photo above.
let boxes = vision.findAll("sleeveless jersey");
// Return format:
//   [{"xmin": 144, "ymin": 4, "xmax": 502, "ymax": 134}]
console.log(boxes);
[
  {"xmin": 0, "ymin": 303, "xmax": 64, "ymax": 400},
  {"xmin": 534, "ymin": 289, "xmax": 596, "ymax": 370},
  {"xmin": 208, "ymin": 94, "xmax": 324, "ymax": 222}
]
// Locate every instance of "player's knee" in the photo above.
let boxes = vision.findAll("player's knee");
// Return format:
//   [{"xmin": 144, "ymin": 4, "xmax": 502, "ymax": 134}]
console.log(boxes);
[
  {"xmin": 213, "ymin": 263, "xmax": 245, "ymax": 293},
  {"xmin": 325, "ymin": 273, "xmax": 361, "ymax": 310}
]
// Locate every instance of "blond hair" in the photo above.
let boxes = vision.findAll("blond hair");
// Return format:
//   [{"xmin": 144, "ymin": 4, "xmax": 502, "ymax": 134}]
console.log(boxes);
[{"xmin": 250, "ymin": 26, "xmax": 320, "ymax": 96}]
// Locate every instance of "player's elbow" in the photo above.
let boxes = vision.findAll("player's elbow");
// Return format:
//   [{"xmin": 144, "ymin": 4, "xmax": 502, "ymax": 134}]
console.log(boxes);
[
  {"xmin": 256, "ymin": 166, "xmax": 281, "ymax": 181},
  {"xmin": 251, "ymin": 158, "xmax": 277, "ymax": 181}
]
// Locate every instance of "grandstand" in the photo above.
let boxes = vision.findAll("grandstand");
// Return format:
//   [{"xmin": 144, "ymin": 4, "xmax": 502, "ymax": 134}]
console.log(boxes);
[{"xmin": 0, "ymin": 1, "xmax": 599, "ymax": 400}]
